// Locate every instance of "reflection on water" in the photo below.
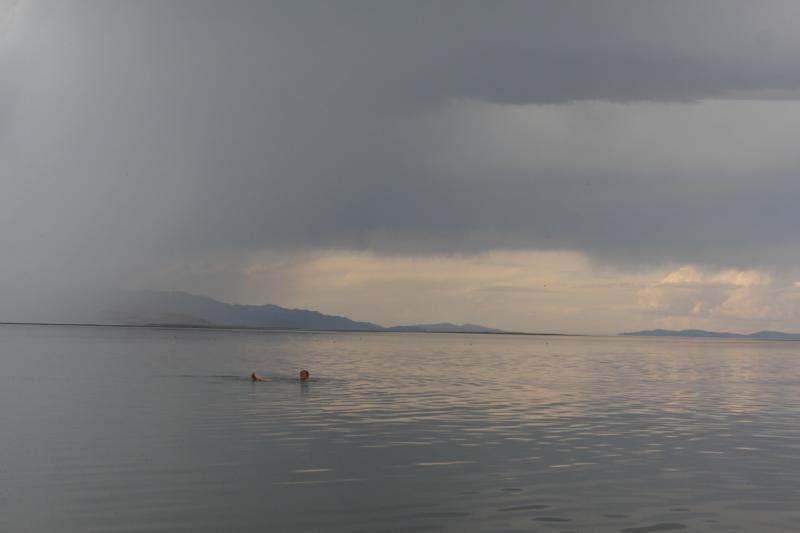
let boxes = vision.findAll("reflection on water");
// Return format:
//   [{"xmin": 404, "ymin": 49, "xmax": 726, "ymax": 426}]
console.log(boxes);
[{"xmin": 2, "ymin": 326, "xmax": 800, "ymax": 531}]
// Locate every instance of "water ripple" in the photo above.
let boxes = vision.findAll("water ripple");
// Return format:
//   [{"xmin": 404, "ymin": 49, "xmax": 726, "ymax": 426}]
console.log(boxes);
[{"xmin": 3, "ymin": 327, "xmax": 800, "ymax": 532}]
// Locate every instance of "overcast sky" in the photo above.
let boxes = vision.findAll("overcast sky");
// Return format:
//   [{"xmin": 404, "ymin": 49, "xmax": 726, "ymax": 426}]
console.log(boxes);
[{"xmin": 4, "ymin": 0, "xmax": 800, "ymax": 333}]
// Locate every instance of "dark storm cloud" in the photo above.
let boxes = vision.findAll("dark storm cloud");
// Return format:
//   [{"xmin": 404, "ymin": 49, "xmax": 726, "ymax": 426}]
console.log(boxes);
[
  {"xmin": 3, "ymin": 0, "xmax": 800, "ymax": 291},
  {"xmin": 84, "ymin": 0, "xmax": 800, "ymax": 111}
]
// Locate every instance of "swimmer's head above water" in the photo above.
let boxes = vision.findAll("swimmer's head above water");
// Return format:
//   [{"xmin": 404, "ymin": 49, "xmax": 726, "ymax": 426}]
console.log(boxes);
[{"xmin": 250, "ymin": 370, "xmax": 309, "ymax": 382}]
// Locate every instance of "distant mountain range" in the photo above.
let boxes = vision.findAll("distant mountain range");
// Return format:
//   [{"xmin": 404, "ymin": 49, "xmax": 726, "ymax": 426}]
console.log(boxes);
[
  {"xmin": 621, "ymin": 329, "xmax": 800, "ymax": 340},
  {"xmin": 95, "ymin": 290, "xmax": 502, "ymax": 333}
]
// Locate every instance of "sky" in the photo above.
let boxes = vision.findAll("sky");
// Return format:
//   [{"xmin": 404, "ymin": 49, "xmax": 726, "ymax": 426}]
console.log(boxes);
[{"xmin": 3, "ymin": 1, "xmax": 800, "ymax": 333}]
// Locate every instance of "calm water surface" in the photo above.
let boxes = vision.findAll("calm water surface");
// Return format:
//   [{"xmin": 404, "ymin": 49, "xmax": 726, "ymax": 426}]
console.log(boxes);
[{"xmin": 2, "ymin": 325, "xmax": 800, "ymax": 532}]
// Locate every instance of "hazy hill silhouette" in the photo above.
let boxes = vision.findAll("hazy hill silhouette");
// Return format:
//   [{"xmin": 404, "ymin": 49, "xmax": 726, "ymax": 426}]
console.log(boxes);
[{"xmin": 102, "ymin": 290, "xmax": 501, "ymax": 333}]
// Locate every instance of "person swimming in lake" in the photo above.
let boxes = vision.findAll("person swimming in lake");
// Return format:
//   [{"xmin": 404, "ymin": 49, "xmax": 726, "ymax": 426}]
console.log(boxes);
[{"xmin": 250, "ymin": 370, "xmax": 310, "ymax": 382}]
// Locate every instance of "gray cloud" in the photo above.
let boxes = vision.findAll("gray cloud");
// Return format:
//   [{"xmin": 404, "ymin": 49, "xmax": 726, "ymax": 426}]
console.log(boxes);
[{"xmin": 3, "ymin": 0, "xmax": 800, "ymax": 298}]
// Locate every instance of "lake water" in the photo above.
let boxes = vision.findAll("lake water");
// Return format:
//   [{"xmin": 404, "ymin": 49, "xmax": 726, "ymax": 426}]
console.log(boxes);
[{"xmin": 2, "ymin": 325, "xmax": 800, "ymax": 532}]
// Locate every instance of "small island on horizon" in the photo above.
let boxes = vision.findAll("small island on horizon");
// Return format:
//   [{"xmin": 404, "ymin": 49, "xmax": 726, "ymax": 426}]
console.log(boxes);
[{"xmin": 621, "ymin": 329, "xmax": 800, "ymax": 341}]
